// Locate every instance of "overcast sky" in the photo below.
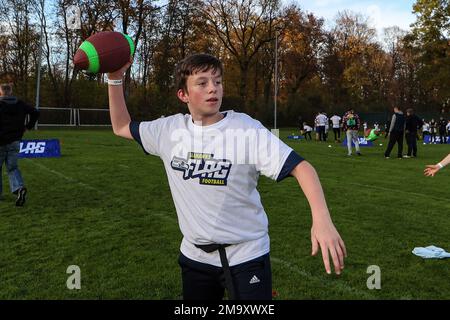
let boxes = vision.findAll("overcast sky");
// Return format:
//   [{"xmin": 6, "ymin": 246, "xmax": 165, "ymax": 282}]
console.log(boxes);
[{"xmin": 288, "ymin": 0, "xmax": 417, "ymax": 35}]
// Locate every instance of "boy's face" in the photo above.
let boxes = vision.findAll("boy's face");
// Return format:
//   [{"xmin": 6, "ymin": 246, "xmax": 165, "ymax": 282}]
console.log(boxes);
[{"xmin": 177, "ymin": 69, "xmax": 223, "ymax": 117}]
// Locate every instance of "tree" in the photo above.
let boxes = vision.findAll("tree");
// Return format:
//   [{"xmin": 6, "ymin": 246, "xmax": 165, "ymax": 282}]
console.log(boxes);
[
  {"xmin": 0, "ymin": 0, "xmax": 40, "ymax": 99},
  {"xmin": 281, "ymin": 5, "xmax": 325, "ymax": 95},
  {"xmin": 202, "ymin": 0, "xmax": 281, "ymax": 109},
  {"xmin": 321, "ymin": 11, "xmax": 377, "ymax": 110},
  {"xmin": 410, "ymin": 0, "xmax": 450, "ymax": 109}
]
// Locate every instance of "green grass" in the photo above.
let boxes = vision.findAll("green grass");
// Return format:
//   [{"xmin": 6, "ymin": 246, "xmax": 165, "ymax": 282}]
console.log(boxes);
[{"xmin": 1, "ymin": 128, "xmax": 449, "ymax": 299}]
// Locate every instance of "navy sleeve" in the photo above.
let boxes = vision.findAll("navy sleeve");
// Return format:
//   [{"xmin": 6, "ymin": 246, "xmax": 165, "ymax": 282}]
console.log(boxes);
[
  {"xmin": 26, "ymin": 108, "xmax": 40, "ymax": 129},
  {"xmin": 129, "ymin": 121, "xmax": 149, "ymax": 155},
  {"xmin": 276, "ymin": 150, "xmax": 305, "ymax": 182},
  {"xmin": 20, "ymin": 100, "xmax": 39, "ymax": 129}
]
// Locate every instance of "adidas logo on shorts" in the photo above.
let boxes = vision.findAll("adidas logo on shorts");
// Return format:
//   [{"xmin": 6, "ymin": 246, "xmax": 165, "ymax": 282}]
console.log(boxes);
[{"xmin": 249, "ymin": 275, "xmax": 260, "ymax": 284}]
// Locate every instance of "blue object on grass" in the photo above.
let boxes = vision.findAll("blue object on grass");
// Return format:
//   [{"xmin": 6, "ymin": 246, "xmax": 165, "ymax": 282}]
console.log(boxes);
[
  {"xmin": 287, "ymin": 135, "xmax": 304, "ymax": 140},
  {"xmin": 412, "ymin": 246, "xmax": 450, "ymax": 259}
]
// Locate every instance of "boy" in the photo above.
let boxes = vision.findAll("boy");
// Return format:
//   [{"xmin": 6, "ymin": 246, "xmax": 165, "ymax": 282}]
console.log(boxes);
[
  {"xmin": 365, "ymin": 128, "xmax": 381, "ymax": 142},
  {"xmin": 107, "ymin": 54, "xmax": 346, "ymax": 300},
  {"xmin": 303, "ymin": 122, "xmax": 313, "ymax": 140},
  {"xmin": 0, "ymin": 82, "xmax": 39, "ymax": 206}
]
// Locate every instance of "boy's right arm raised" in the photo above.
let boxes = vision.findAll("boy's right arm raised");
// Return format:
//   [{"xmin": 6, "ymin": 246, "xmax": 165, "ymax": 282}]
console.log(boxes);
[{"xmin": 107, "ymin": 62, "xmax": 133, "ymax": 140}]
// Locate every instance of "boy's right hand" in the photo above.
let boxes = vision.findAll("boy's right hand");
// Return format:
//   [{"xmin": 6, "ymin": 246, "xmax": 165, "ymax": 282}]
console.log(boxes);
[{"xmin": 108, "ymin": 59, "xmax": 132, "ymax": 80}]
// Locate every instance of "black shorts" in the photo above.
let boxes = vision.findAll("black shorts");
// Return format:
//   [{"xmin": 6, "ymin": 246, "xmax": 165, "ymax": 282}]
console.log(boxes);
[{"xmin": 178, "ymin": 252, "xmax": 272, "ymax": 300}]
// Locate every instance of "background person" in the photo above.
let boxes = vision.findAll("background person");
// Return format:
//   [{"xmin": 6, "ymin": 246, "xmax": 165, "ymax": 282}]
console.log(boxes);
[
  {"xmin": 384, "ymin": 106, "xmax": 405, "ymax": 159},
  {"xmin": 0, "ymin": 82, "xmax": 39, "ymax": 206},
  {"xmin": 315, "ymin": 111, "xmax": 328, "ymax": 142},
  {"xmin": 429, "ymin": 118, "xmax": 437, "ymax": 143},
  {"xmin": 438, "ymin": 116, "xmax": 447, "ymax": 144},
  {"xmin": 330, "ymin": 114, "xmax": 341, "ymax": 143},
  {"xmin": 422, "ymin": 120, "xmax": 430, "ymax": 141},
  {"xmin": 404, "ymin": 108, "xmax": 423, "ymax": 158},
  {"xmin": 446, "ymin": 120, "xmax": 450, "ymax": 139},
  {"xmin": 342, "ymin": 108, "xmax": 361, "ymax": 156},
  {"xmin": 303, "ymin": 122, "xmax": 313, "ymax": 140}
]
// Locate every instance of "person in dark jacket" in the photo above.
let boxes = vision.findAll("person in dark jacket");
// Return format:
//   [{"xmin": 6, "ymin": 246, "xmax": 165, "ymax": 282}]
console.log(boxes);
[
  {"xmin": 404, "ymin": 108, "xmax": 423, "ymax": 158},
  {"xmin": 0, "ymin": 83, "xmax": 39, "ymax": 206},
  {"xmin": 429, "ymin": 118, "xmax": 437, "ymax": 143},
  {"xmin": 384, "ymin": 106, "xmax": 405, "ymax": 159},
  {"xmin": 438, "ymin": 116, "xmax": 447, "ymax": 144}
]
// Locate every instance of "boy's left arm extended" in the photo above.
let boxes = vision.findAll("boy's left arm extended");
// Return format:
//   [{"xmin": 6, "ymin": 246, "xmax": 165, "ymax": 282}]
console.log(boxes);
[{"xmin": 290, "ymin": 161, "xmax": 347, "ymax": 275}]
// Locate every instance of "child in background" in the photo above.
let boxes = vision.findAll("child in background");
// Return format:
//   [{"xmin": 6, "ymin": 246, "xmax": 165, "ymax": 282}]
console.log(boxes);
[{"xmin": 303, "ymin": 122, "xmax": 313, "ymax": 140}]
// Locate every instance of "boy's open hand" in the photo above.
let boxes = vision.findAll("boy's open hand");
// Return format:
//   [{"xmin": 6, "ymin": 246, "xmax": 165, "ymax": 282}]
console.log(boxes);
[
  {"xmin": 311, "ymin": 221, "xmax": 347, "ymax": 275},
  {"xmin": 424, "ymin": 165, "xmax": 440, "ymax": 177},
  {"xmin": 108, "ymin": 59, "xmax": 132, "ymax": 80}
]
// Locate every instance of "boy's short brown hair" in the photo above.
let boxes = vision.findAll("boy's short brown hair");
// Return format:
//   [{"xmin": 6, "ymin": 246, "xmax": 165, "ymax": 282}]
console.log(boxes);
[{"xmin": 175, "ymin": 53, "xmax": 223, "ymax": 93}]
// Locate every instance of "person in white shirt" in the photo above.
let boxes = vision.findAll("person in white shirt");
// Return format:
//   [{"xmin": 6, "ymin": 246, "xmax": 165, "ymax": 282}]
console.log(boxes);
[
  {"xmin": 107, "ymin": 53, "xmax": 346, "ymax": 300},
  {"xmin": 303, "ymin": 122, "xmax": 312, "ymax": 140},
  {"xmin": 330, "ymin": 114, "xmax": 341, "ymax": 142},
  {"xmin": 314, "ymin": 112, "xmax": 328, "ymax": 142},
  {"xmin": 314, "ymin": 113, "xmax": 319, "ymax": 141},
  {"xmin": 422, "ymin": 120, "xmax": 430, "ymax": 141}
]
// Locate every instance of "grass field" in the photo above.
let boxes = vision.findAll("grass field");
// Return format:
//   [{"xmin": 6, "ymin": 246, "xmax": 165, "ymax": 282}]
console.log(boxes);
[{"xmin": 1, "ymin": 128, "xmax": 449, "ymax": 300}]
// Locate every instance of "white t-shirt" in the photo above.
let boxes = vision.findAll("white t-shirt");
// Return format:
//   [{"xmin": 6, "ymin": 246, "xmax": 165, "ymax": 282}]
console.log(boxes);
[
  {"xmin": 131, "ymin": 110, "xmax": 303, "ymax": 267},
  {"xmin": 330, "ymin": 115, "xmax": 341, "ymax": 129},
  {"xmin": 423, "ymin": 123, "xmax": 430, "ymax": 132},
  {"xmin": 315, "ymin": 114, "xmax": 328, "ymax": 126},
  {"xmin": 303, "ymin": 125, "xmax": 312, "ymax": 132}
]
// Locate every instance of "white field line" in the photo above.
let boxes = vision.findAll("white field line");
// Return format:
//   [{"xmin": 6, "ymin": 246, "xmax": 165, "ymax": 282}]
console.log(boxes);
[
  {"xmin": 270, "ymin": 257, "xmax": 376, "ymax": 299},
  {"xmin": 26, "ymin": 159, "xmax": 176, "ymax": 223},
  {"xmin": 26, "ymin": 159, "xmax": 102, "ymax": 193},
  {"xmin": 321, "ymin": 177, "xmax": 450, "ymax": 203}
]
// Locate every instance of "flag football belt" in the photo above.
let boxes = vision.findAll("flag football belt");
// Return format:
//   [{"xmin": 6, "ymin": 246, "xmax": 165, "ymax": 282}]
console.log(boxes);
[{"xmin": 194, "ymin": 243, "xmax": 236, "ymax": 300}]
